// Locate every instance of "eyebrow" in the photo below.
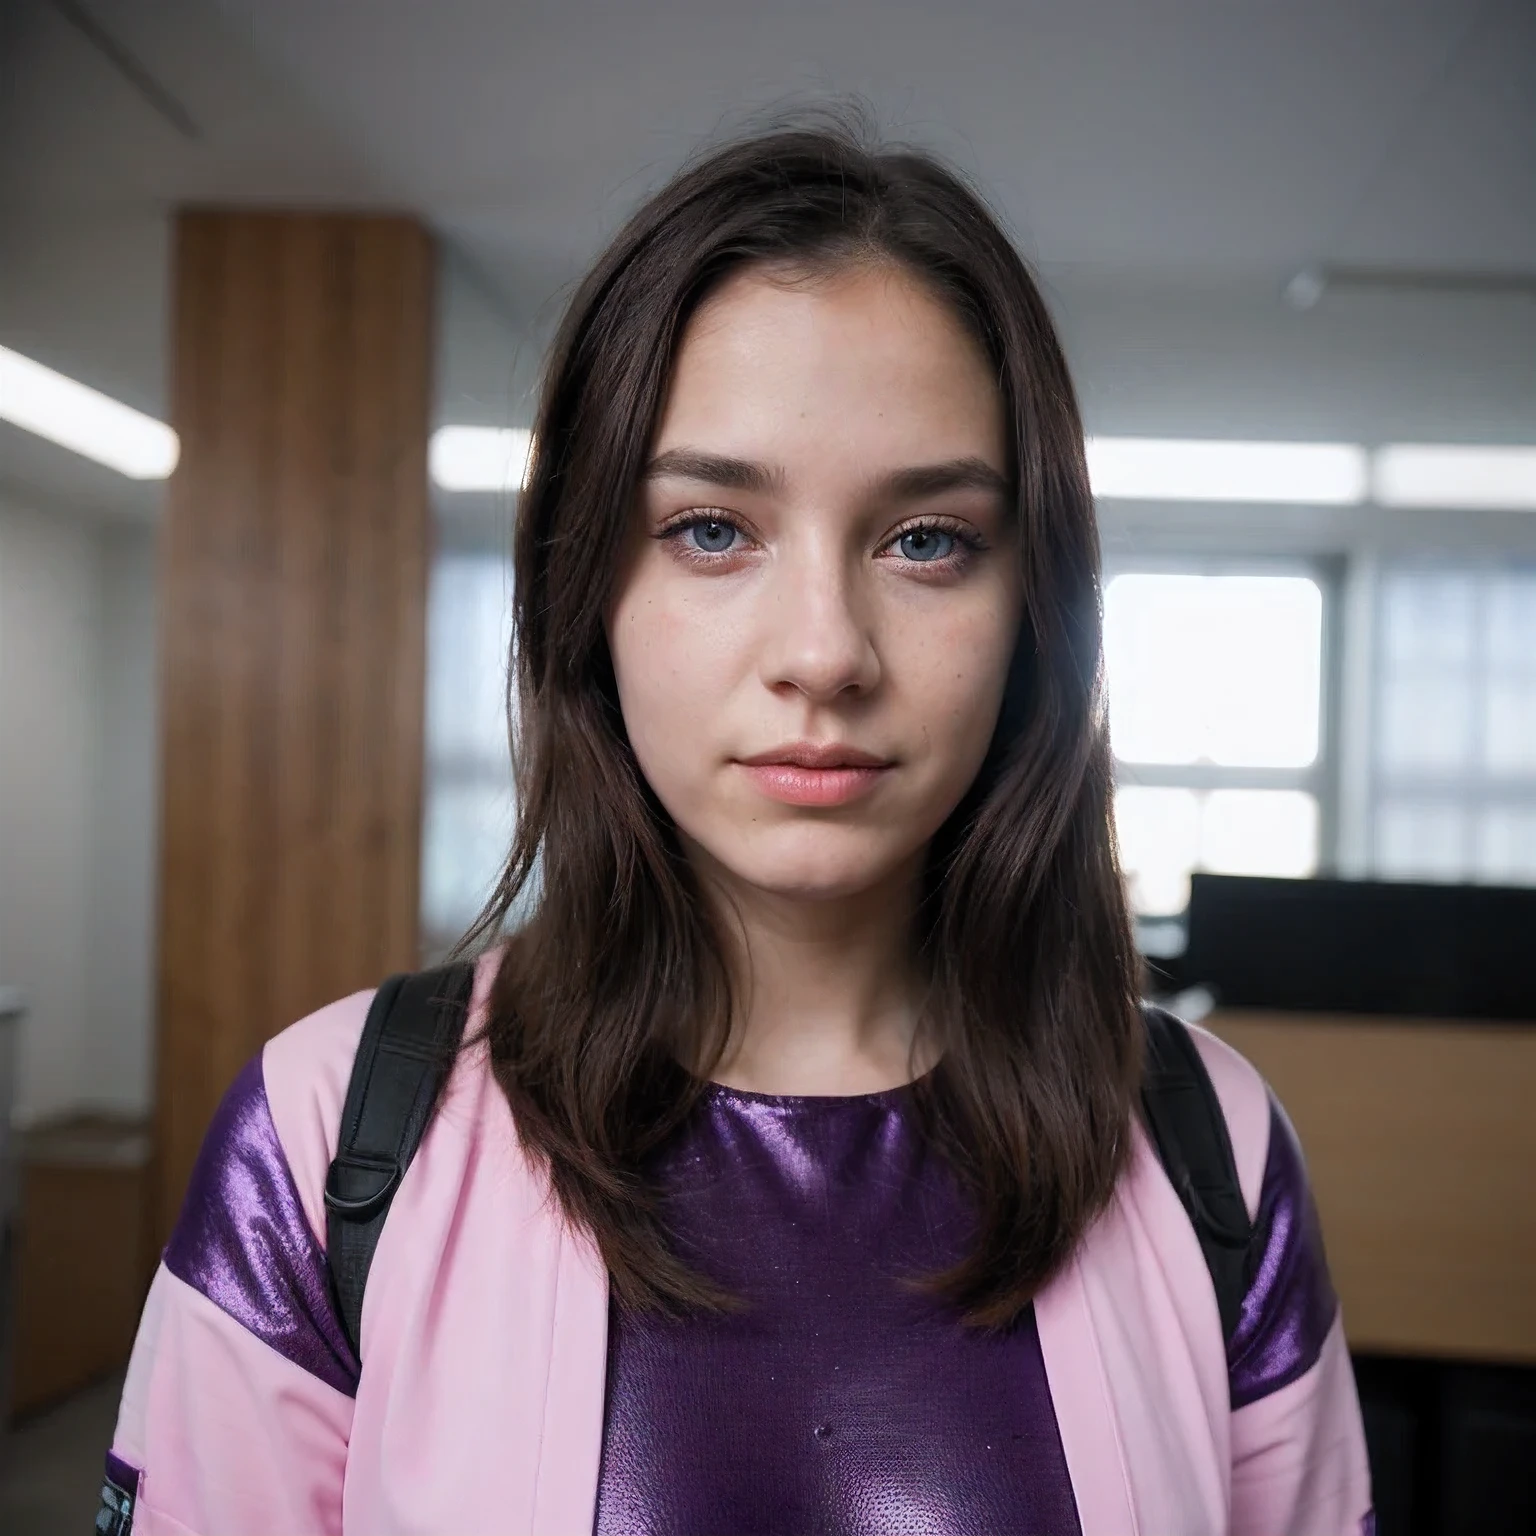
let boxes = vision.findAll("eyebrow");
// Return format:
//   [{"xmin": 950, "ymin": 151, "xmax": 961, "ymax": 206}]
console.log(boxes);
[
  {"xmin": 642, "ymin": 448, "xmax": 1010, "ymax": 502},
  {"xmin": 879, "ymin": 457, "xmax": 1011, "ymax": 501},
  {"xmin": 643, "ymin": 448, "xmax": 785, "ymax": 495}
]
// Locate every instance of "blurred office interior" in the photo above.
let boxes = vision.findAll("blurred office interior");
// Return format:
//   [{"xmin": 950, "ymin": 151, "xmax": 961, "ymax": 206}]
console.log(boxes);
[{"xmin": 0, "ymin": 1, "xmax": 1533, "ymax": 1531}]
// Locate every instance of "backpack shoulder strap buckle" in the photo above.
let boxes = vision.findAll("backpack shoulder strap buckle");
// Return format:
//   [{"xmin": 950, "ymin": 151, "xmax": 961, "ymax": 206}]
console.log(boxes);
[{"xmin": 324, "ymin": 1151, "xmax": 403, "ymax": 1221}]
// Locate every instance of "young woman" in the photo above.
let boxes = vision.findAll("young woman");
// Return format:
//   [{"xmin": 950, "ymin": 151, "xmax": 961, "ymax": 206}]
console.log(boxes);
[{"xmin": 106, "ymin": 123, "xmax": 1373, "ymax": 1535}]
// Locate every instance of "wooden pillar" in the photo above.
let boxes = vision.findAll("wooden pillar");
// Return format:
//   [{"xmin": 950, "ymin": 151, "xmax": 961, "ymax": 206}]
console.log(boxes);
[{"xmin": 154, "ymin": 212, "xmax": 434, "ymax": 1244}]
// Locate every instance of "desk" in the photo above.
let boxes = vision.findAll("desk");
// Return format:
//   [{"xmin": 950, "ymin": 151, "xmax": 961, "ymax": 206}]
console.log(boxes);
[
  {"xmin": 0, "ymin": 991, "xmax": 19, "ymax": 1449},
  {"xmin": 1206, "ymin": 1010, "xmax": 1536, "ymax": 1364},
  {"xmin": 10, "ymin": 1114, "xmax": 150, "ymax": 1418}
]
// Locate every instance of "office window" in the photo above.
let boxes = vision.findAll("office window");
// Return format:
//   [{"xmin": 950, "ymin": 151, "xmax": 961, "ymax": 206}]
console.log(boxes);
[
  {"xmin": 1372, "ymin": 566, "xmax": 1536, "ymax": 885},
  {"xmin": 421, "ymin": 550, "xmax": 515, "ymax": 944},
  {"xmin": 1104, "ymin": 572, "xmax": 1326, "ymax": 915}
]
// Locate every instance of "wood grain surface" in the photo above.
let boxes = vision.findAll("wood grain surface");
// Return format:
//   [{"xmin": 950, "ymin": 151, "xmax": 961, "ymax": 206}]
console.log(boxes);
[
  {"xmin": 154, "ymin": 211, "xmax": 434, "ymax": 1246},
  {"xmin": 1206, "ymin": 1009, "xmax": 1536, "ymax": 1364}
]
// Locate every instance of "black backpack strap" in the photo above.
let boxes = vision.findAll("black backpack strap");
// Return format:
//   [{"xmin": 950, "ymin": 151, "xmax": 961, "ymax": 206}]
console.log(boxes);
[
  {"xmin": 324, "ymin": 962, "xmax": 475, "ymax": 1357},
  {"xmin": 1139, "ymin": 1003, "xmax": 1256, "ymax": 1347}
]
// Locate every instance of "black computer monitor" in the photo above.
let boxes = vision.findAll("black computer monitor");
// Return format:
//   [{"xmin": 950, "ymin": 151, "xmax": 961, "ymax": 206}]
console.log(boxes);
[{"xmin": 1183, "ymin": 874, "xmax": 1536, "ymax": 1019}]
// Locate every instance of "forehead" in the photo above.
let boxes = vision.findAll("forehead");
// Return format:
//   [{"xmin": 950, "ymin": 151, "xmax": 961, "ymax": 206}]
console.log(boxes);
[{"xmin": 655, "ymin": 262, "xmax": 1006, "ymax": 467}]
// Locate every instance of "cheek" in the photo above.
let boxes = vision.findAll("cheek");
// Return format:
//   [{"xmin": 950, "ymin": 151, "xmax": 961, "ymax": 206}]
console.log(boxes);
[
  {"xmin": 607, "ymin": 585, "xmax": 719, "ymax": 791},
  {"xmin": 909, "ymin": 600, "xmax": 1018, "ymax": 746}
]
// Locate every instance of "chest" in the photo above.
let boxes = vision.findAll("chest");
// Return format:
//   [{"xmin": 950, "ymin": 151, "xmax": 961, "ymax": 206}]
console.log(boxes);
[
  {"xmin": 343, "ymin": 1107, "xmax": 1232, "ymax": 1536},
  {"xmin": 591, "ymin": 1090, "xmax": 1081, "ymax": 1536}
]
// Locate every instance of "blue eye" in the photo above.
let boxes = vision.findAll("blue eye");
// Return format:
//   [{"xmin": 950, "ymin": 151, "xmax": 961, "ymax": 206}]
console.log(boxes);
[
  {"xmin": 689, "ymin": 518, "xmax": 737, "ymax": 554},
  {"xmin": 897, "ymin": 527, "xmax": 956, "ymax": 562}
]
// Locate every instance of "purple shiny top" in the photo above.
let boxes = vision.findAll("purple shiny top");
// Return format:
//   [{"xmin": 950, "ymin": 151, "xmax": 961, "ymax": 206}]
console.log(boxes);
[
  {"xmin": 593, "ymin": 1080, "xmax": 1083, "ymax": 1536},
  {"xmin": 593, "ymin": 1081, "xmax": 1342, "ymax": 1534},
  {"xmin": 164, "ymin": 1054, "xmax": 360, "ymax": 1397}
]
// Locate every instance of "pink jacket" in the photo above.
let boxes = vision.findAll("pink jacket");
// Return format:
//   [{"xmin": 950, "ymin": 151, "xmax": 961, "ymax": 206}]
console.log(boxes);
[{"xmin": 109, "ymin": 951, "xmax": 1373, "ymax": 1534}]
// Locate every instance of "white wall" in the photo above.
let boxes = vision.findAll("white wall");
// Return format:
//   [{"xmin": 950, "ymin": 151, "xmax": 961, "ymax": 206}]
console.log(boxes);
[
  {"xmin": 0, "ymin": 493, "xmax": 158, "ymax": 1127},
  {"xmin": 0, "ymin": 493, "xmax": 100, "ymax": 1125},
  {"xmin": 82, "ymin": 524, "xmax": 159, "ymax": 1115}
]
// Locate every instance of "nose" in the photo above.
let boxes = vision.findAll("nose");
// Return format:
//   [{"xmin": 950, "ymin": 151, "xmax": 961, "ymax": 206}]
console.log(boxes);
[{"xmin": 758, "ymin": 546, "xmax": 881, "ymax": 703}]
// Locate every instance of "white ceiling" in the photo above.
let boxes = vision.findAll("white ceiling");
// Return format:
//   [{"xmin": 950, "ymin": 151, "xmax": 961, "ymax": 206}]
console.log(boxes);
[
  {"xmin": 2, "ymin": 0, "xmax": 1533, "ymax": 520},
  {"xmin": 212, "ymin": 0, "xmax": 1536, "ymax": 290}
]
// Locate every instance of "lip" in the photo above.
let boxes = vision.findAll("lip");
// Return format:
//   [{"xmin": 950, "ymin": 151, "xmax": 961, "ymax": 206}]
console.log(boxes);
[
  {"xmin": 735, "ymin": 742, "xmax": 895, "ymax": 807},
  {"xmin": 738, "ymin": 742, "xmax": 894, "ymax": 770}
]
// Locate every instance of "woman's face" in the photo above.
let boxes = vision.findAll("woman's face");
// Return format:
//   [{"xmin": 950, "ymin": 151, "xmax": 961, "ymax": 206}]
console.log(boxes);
[{"xmin": 607, "ymin": 261, "xmax": 1021, "ymax": 904}]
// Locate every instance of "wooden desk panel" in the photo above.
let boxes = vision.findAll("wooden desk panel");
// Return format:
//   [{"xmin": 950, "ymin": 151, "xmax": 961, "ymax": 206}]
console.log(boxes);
[
  {"xmin": 1206, "ymin": 1010, "xmax": 1536, "ymax": 1364},
  {"xmin": 11, "ymin": 1117, "xmax": 151, "ymax": 1420}
]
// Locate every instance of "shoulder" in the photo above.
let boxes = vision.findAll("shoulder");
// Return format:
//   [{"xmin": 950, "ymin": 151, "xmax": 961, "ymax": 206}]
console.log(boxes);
[
  {"xmin": 261, "ymin": 987, "xmax": 376, "ymax": 1245},
  {"xmin": 261, "ymin": 950, "xmax": 507, "ymax": 1241},
  {"xmin": 1139, "ymin": 1021, "xmax": 1372, "ymax": 1527},
  {"xmin": 1178, "ymin": 1018, "xmax": 1341, "ymax": 1409},
  {"xmin": 155, "ymin": 955, "xmax": 507, "ymax": 1400},
  {"xmin": 158, "ymin": 989, "xmax": 376, "ymax": 1397},
  {"xmin": 1181, "ymin": 1019, "xmax": 1274, "ymax": 1220},
  {"xmin": 165, "ymin": 987, "xmax": 373, "ymax": 1270}
]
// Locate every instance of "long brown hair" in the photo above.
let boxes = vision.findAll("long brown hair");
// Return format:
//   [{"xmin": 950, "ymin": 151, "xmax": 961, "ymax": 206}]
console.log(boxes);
[{"xmin": 462, "ymin": 113, "xmax": 1142, "ymax": 1329}]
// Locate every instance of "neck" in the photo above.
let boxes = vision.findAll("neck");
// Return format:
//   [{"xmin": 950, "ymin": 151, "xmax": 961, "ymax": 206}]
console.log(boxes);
[{"xmin": 689, "ymin": 848, "xmax": 935, "ymax": 1096}]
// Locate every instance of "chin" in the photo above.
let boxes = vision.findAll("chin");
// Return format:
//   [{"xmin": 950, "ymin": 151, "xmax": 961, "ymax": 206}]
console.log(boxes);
[
  {"xmin": 709, "ymin": 822, "xmax": 924, "ymax": 903},
  {"xmin": 743, "ymin": 867, "xmax": 889, "ymax": 902}
]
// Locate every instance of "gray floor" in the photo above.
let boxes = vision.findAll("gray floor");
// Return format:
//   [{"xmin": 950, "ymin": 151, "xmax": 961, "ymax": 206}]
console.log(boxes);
[{"xmin": 1, "ymin": 1372, "xmax": 123, "ymax": 1536}]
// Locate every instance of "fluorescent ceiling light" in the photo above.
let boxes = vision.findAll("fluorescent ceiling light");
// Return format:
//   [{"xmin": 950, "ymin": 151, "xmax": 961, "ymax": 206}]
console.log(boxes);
[
  {"xmin": 1373, "ymin": 444, "xmax": 1536, "ymax": 511},
  {"xmin": 1086, "ymin": 437, "xmax": 1367, "ymax": 505},
  {"xmin": 0, "ymin": 344, "xmax": 179, "ymax": 479},
  {"xmin": 430, "ymin": 426, "xmax": 532, "ymax": 492}
]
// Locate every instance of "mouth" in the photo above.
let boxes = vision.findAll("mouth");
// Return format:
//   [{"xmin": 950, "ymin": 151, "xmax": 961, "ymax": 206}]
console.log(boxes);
[
  {"xmin": 734, "ymin": 742, "xmax": 895, "ymax": 807},
  {"xmin": 738, "ymin": 742, "xmax": 894, "ymax": 770}
]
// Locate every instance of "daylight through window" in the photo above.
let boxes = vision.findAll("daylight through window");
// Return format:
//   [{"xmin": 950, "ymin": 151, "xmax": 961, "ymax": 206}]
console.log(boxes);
[{"xmin": 1104, "ymin": 572, "xmax": 1326, "ymax": 916}]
